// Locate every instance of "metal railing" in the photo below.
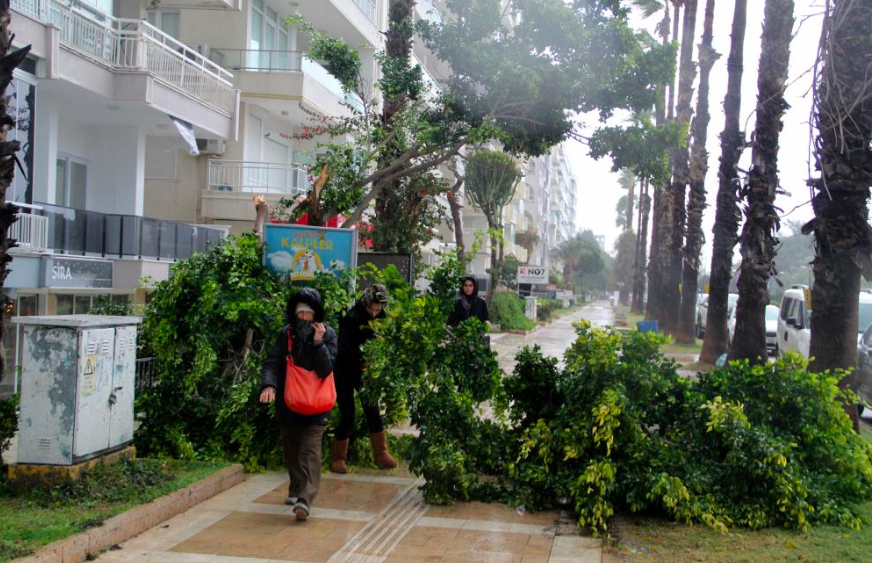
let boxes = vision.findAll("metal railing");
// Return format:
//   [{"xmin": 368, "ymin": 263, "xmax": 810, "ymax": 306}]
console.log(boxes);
[
  {"xmin": 135, "ymin": 357, "xmax": 156, "ymax": 395},
  {"xmin": 12, "ymin": 0, "xmax": 236, "ymax": 114},
  {"xmin": 9, "ymin": 210, "xmax": 49, "ymax": 252},
  {"xmin": 27, "ymin": 202, "xmax": 227, "ymax": 261},
  {"xmin": 354, "ymin": 0, "xmax": 377, "ymax": 23},
  {"xmin": 208, "ymin": 160, "xmax": 310, "ymax": 195}
]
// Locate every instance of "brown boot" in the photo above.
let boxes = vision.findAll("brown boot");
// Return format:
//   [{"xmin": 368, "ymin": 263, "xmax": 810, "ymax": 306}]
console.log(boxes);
[
  {"xmin": 369, "ymin": 430, "xmax": 398, "ymax": 470},
  {"xmin": 330, "ymin": 439, "xmax": 349, "ymax": 474}
]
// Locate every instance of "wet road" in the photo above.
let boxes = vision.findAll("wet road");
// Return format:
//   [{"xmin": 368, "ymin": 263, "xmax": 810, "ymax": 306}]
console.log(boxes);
[{"xmin": 490, "ymin": 301, "xmax": 614, "ymax": 374}]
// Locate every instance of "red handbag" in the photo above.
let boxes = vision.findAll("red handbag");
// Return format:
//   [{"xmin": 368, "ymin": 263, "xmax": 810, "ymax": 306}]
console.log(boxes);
[{"xmin": 284, "ymin": 329, "xmax": 337, "ymax": 415}]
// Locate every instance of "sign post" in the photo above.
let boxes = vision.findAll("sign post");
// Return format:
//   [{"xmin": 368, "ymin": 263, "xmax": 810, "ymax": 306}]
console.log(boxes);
[{"xmin": 263, "ymin": 224, "xmax": 358, "ymax": 282}]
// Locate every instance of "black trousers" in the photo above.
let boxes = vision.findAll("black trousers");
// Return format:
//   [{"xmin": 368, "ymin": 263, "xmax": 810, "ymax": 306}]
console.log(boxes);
[
  {"xmin": 334, "ymin": 368, "xmax": 384, "ymax": 441},
  {"xmin": 281, "ymin": 422, "xmax": 325, "ymax": 503}
]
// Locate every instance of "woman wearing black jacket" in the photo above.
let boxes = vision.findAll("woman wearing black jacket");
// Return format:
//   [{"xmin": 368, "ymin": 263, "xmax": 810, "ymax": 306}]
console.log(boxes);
[
  {"xmin": 329, "ymin": 284, "xmax": 397, "ymax": 473},
  {"xmin": 260, "ymin": 287, "xmax": 337, "ymax": 521},
  {"xmin": 448, "ymin": 276, "xmax": 490, "ymax": 326}
]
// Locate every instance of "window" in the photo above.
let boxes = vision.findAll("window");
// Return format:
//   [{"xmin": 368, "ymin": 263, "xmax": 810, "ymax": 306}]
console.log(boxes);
[
  {"xmin": 145, "ymin": 136, "xmax": 178, "ymax": 180},
  {"xmin": 147, "ymin": 10, "xmax": 181, "ymax": 40},
  {"xmin": 56, "ymin": 294, "xmax": 74, "ymax": 315},
  {"xmin": 249, "ymin": 0, "xmax": 293, "ymax": 69},
  {"xmin": 780, "ymin": 298, "xmax": 793, "ymax": 320},
  {"xmin": 55, "ymin": 155, "xmax": 87, "ymax": 209}
]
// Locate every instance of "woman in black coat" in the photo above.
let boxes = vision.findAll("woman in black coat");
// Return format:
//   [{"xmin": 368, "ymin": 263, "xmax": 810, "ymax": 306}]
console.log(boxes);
[
  {"xmin": 448, "ymin": 276, "xmax": 490, "ymax": 326},
  {"xmin": 260, "ymin": 287, "xmax": 337, "ymax": 521},
  {"xmin": 329, "ymin": 284, "xmax": 398, "ymax": 473}
]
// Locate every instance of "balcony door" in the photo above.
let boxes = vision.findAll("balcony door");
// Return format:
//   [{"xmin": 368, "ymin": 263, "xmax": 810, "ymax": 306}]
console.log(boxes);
[
  {"xmin": 263, "ymin": 137, "xmax": 289, "ymax": 193},
  {"xmin": 55, "ymin": 155, "xmax": 87, "ymax": 210},
  {"xmin": 249, "ymin": 0, "xmax": 294, "ymax": 70}
]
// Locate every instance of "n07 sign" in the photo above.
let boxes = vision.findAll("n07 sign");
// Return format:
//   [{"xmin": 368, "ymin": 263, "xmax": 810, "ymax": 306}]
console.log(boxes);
[{"xmin": 518, "ymin": 266, "xmax": 548, "ymax": 284}]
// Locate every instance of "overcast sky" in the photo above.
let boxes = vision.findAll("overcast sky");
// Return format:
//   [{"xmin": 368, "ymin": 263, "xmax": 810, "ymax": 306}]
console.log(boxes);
[{"xmin": 566, "ymin": 0, "xmax": 825, "ymax": 266}]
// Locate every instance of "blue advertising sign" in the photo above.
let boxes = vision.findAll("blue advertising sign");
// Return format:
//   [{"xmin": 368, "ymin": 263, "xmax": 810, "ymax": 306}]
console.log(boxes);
[{"xmin": 263, "ymin": 224, "xmax": 358, "ymax": 282}]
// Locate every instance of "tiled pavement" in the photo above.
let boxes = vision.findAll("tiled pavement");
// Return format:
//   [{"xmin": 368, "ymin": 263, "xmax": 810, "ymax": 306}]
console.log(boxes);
[
  {"xmin": 92, "ymin": 471, "xmax": 601, "ymax": 563},
  {"xmin": 91, "ymin": 305, "xmax": 612, "ymax": 563}
]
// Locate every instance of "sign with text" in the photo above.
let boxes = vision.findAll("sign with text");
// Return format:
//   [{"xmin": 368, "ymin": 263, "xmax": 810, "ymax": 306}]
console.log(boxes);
[
  {"xmin": 263, "ymin": 224, "xmax": 358, "ymax": 282},
  {"xmin": 517, "ymin": 266, "xmax": 548, "ymax": 285},
  {"xmin": 41, "ymin": 257, "xmax": 113, "ymax": 289}
]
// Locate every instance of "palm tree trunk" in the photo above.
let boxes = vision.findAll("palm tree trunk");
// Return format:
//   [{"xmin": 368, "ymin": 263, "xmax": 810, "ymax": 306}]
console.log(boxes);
[
  {"xmin": 488, "ymin": 221, "xmax": 499, "ymax": 300},
  {"xmin": 645, "ymin": 1, "xmax": 675, "ymax": 324},
  {"xmin": 0, "ymin": 3, "xmax": 30, "ymax": 384},
  {"xmin": 633, "ymin": 180, "xmax": 651, "ymax": 314},
  {"xmin": 807, "ymin": 0, "xmax": 872, "ymax": 430},
  {"xmin": 700, "ymin": 0, "xmax": 747, "ymax": 364},
  {"xmin": 677, "ymin": 0, "xmax": 718, "ymax": 343},
  {"xmin": 729, "ymin": 0, "xmax": 794, "ymax": 363},
  {"xmin": 667, "ymin": 1, "xmax": 682, "ymax": 122},
  {"xmin": 625, "ymin": 176, "xmax": 635, "ymax": 235},
  {"xmin": 663, "ymin": 0, "xmax": 698, "ymax": 336}
]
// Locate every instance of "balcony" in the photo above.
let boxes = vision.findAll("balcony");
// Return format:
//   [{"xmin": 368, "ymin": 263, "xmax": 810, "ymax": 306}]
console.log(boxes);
[
  {"xmin": 208, "ymin": 160, "xmax": 310, "ymax": 195},
  {"xmin": 12, "ymin": 0, "xmax": 237, "ymax": 117},
  {"xmin": 210, "ymin": 48, "xmax": 364, "ymax": 113},
  {"xmin": 10, "ymin": 203, "xmax": 227, "ymax": 261}
]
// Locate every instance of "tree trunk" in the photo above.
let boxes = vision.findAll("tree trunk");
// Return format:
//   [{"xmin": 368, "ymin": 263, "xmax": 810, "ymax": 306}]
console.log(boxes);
[
  {"xmin": 677, "ymin": 0, "xmax": 718, "ymax": 343},
  {"xmin": 373, "ymin": 0, "xmax": 416, "ymax": 249},
  {"xmin": 644, "ymin": 2, "xmax": 675, "ymax": 324},
  {"xmin": 488, "ymin": 222, "xmax": 499, "ymax": 300},
  {"xmin": 625, "ymin": 175, "xmax": 635, "ymax": 235},
  {"xmin": 700, "ymin": 0, "xmax": 748, "ymax": 364},
  {"xmin": 633, "ymin": 180, "xmax": 651, "ymax": 314},
  {"xmin": 448, "ymin": 178, "xmax": 466, "ymax": 264},
  {"xmin": 667, "ymin": 1, "xmax": 682, "ymax": 122},
  {"xmin": 729, "ymin": 0, "xmax": 793, "ymax": 363},
  {"xmin": 663, "ymin": 0, "xmax": 698, "ymax": 336},
  {"xmin": 0, "ymin": 3, "xmax": 30, "ymax": 384},
  {"xmin": 807, "ymin": 0, "xmax": 872, "ymax": 430}
]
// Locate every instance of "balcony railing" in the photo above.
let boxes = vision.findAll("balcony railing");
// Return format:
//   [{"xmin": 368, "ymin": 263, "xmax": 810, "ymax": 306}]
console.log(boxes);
[
  {"xmin": 9, "ymin": 207, "xmax": 49, "ymax": 252},
  {"xmin": 210, "ymin": 48, "xmax": 364, "ymax": 112},
  {"xmin": 12, "ymin": 0, "xmax": 236, "ymax": 114},
  {"xmin": 354, "ymin": 0, "xmax": 377, "ymax": 23},
  {"xmin": 208, "ymin": 160, "xmax": 311, "ymax": 196},
  {"xmin": 11, "ymin": 203, "xmax": 228, "ymax": 261}
]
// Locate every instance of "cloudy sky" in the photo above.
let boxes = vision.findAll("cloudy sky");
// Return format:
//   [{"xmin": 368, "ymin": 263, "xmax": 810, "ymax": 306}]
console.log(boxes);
[{"xmin": 567, "ymin": 0, "xmax": 826, "ymax": 265}]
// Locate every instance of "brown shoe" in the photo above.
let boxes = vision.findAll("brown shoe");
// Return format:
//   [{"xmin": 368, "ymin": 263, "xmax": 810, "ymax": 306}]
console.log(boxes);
[
  {"xmin": 369, "ymin": 430, "xmax": 398, "ymax": 470},
  {"xmin": 330, "ymin": 438, "xmax": 349, "ymax": 474}
]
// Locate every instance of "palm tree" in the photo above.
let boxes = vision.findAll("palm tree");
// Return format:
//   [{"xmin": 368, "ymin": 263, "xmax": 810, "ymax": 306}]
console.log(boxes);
[
  {"xmin": 729, "ymin": 0, "xmax": 794, "ymax": 363},
  {"xmin": 699, "ymin": 0, "xmax": 748, "ymax": 364},
  {"xmin": 663, "ymin": 0, "xmax": 698, "ymax": 336},
  {"xmin": 807, "ymin": 0, "xmax": 872, "ymax": 429},
  {"xmin": 0, "ymin": 3, "xmax": 31, "ymax": 384},
  {"xmin": 632, "ymin": 179, "xmax": 651, "ymax": 314},
  {"xmin": 676, "ymin": 0, "xmax": 719, "ymax": 343}
]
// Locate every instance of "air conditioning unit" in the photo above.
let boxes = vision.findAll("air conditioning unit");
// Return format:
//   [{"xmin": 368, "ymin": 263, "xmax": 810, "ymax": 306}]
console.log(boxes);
[{"xmin": 196, "ymin": 138, "xmax": 226, "ymax": 156}]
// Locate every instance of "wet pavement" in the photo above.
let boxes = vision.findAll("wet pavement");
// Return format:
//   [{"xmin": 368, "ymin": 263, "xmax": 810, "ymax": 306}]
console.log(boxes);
[{"xmin": 91, "ymin": 303, "xmax": 613, "ymax": 563}]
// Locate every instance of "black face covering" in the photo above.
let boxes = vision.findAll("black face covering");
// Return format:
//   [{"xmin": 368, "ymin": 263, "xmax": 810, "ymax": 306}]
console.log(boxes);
[{"xmin": 290, "ymin": 317, "xmax": 314, "ymax": 344}]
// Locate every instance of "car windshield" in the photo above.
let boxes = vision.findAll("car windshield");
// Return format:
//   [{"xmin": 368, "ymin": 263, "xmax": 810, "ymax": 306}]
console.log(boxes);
[
  {"xmin": 858, "ymin": 302, "xmax": 872, "ymax": 333},
  {"xmin": 765, "ymin": 307, "xmax": 778, "ymax": 321},
  {"xmin": 728, "ymin": 295, "xmax": 738, "ymax": 308}
]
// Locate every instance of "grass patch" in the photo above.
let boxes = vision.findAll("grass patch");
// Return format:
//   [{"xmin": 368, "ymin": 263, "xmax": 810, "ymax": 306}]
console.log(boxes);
[
  {"xmin": 607, "ymin": 500, "xmax": 872, "ymax": 563},
  {"xmin": 0, "ymin": 458, "xmax": 228, "ymax": 562},
  {"xmin": 662, "ymin": 340, "xmax": 703, "ymax": 355},
  {"xmin": 678, "ymin": 361, "xmax": 715, "ymax": 374}
]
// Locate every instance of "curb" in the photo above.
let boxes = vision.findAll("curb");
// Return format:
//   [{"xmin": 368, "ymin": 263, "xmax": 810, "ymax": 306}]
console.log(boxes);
[{"xmin": 14, "ymin": 463, "xmax": 245, "ymax": 563}]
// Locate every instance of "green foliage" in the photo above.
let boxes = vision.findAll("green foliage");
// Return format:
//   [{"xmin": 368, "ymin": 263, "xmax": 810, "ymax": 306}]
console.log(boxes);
[
  {"xmin": 589, "ymin": 119, "xmax": 686, "ymax": 185},
  {"xmin": 536, "ymin": 298, "xmax": 561, "ymax": 322},
  {"xmin": 489, "ymin": 292, "xmax": 536, "ymax": 331},
  {"xmin": 499, "ymin": 255, "xmax": 523, "ymax": 291},
  {"xmin": 135, "ymin": 234, "xmax": 291, "ymax": 471},
  {"xmin": 464, "ymin": 151, "xmax": 523, "ymax": 222},
  {"xmin": 289, "ymin": 17, "xmax": 362, "ymax": 93},
  {"xmin": 89, "ymin": 296, "xmax": 132, "ymax": 316},
  {"xmin": 552, "ymin": 232, "xmax": 606, "ymax": 287},
  {"xmin": 0, "ymin": 395, "xmax": 18, "ymax": 459},
  {"xmin": 610, "ymin": 230, "xmax": 637, "ymax": 294}
]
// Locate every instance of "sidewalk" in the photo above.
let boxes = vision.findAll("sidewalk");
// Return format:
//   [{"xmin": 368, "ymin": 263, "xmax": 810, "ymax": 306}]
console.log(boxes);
[{"xmin": 91, "ymin": 304, "xmax": 613, "ymax": 563}]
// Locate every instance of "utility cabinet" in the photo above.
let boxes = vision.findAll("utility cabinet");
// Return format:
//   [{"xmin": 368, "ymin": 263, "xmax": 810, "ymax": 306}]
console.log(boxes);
[{"xmin": 14, "ymin": 316, "xmax": 141, "ymax": 465}]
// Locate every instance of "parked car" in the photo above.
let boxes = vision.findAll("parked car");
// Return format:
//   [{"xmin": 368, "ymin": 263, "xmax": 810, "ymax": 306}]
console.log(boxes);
[
  {"xmin": 727, "ymin": 304, "xmax": 779, "ymax": 355},
  {"xmin": 696, "ymin": 293, "xmax": 739, "ymax": 338},
  {"xmin": 780, "ymin": 286, "xmax": 872, "ymax": 359}
]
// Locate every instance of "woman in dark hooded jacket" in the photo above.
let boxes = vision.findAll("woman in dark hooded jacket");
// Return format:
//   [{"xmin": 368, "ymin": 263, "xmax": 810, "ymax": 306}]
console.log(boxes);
[
  {"xmin": 329, "ymin": 284, "xmax": 397, "ymax": 473},
  {"xmin": 260, "ymin": 287, "xmax": 337, "ymax": 521},
  {"xmin": 448, "ymin": 276, "xmax": 490, "ymax": 326}
]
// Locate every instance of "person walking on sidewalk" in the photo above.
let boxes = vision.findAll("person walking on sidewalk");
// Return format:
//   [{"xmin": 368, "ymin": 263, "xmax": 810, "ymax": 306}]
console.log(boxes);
[
  {"xmin": 448, "ymin": 276, "xmax": 490, "ymax": 327},
  {"xmin": 260, "ymin": 288, "xmax": 338, "ymax": 521},
  {"xmin": 330, "ymin": 284, "xmax": 398, "ymax": 473}
]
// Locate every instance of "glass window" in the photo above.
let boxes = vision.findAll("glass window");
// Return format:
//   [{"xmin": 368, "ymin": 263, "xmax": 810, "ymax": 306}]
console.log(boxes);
[
  {"xmin": 56, "ymin": 294, "xmax": 74, "ymax": 315},
  {"xmin": 765, "ymin": 306, "xmax": 779, "ymax": 322},
  {"xmin": 55, "ymin": 156, "xmax": 88, "ymax": 209},
  {"xmin": 74, "ymin": 295, "xmax": 92, "ymax": 314},
  {"xmin": 111, "ymin": 294, "xmax": 130, "ymax": 305},
  {"xmin": 160, "ymin": 12, "xmax": 180, "ymax": 39},
  {"xmin": 780, "ymin": 298, "xmax": 793, "ymax": 320},
  {"xmin": 858, "ymin": 303, "xmax": 872, "ymax": 334}
]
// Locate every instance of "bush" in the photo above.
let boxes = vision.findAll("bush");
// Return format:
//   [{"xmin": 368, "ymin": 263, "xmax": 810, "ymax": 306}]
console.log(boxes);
[
  {"xmin": 536, "ymin": 298, "xmax": 560, "ymax": 322},
  {"xmin": 0, "ymin": 395, "xmax": 18, "ymax": 461},
  {"xmin": 489, "ymin": 291, "xmax": 535, "ymax": 331}
]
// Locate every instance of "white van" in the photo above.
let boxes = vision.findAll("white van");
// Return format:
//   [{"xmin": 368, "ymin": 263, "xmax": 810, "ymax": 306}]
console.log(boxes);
[{"xmin": 777, "ymin": 286, "xmax": 872, "ymax": 358}]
